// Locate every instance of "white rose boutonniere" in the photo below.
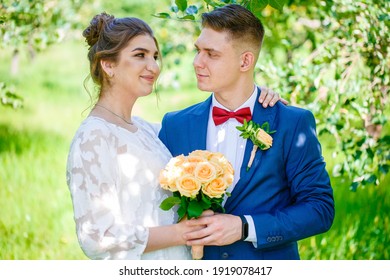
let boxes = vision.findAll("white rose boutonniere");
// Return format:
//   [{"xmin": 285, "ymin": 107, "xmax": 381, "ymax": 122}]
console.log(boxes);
[{"xmin": 236, "ymin": 120, "xmax": 276, "ymax": 171}]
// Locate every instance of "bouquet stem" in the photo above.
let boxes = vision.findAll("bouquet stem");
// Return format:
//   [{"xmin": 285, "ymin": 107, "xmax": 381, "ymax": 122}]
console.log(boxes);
[{"xmin": 191, "ymin": 245, "xmax": 204, "ymax": 260}]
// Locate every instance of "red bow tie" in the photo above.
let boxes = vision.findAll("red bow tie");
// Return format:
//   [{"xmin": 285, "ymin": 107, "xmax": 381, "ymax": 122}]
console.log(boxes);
[{"xmin": 212, "ymin": 106, "xmax": 252, "ymax": 126}]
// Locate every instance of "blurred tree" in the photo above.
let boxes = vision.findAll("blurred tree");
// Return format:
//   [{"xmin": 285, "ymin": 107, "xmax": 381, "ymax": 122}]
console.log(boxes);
[
  {"xmin": 0, "ymin": 0, "xmax": 168, "ymax": 108},
  {"xmin": 0, "ymin": 0, "xmax": 91, "ymax": 108},
  {"xmin": 155, "ymin": 0, "xmax": 389, "ymax": 190},
  {"xmin": 257, "ymin": 0, "xmax": 389, "ymax": 190}
]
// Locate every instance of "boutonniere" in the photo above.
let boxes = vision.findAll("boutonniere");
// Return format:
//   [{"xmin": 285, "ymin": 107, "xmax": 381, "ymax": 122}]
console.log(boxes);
[{"xmin": 236, "ymin": 120, "xmax": 276, "ymax": 171}]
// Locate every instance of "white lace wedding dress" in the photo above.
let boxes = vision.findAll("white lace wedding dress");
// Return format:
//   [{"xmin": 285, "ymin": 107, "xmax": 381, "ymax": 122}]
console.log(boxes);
[{"xmin": 66, "ymin": 116, "xmax": 191, "ymax": 260}]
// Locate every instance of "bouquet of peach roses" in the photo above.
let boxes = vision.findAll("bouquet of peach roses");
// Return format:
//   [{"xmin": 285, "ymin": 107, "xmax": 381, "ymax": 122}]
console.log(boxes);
[{"xmin": 159, "ymin": 150, "xmax": 234, "ymax": 259}]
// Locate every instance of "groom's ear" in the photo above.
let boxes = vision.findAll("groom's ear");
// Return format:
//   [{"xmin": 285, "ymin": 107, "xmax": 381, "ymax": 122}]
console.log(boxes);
[{"xmin": 240, "ymin": 52, "xmax": 255, "ymax": 72}]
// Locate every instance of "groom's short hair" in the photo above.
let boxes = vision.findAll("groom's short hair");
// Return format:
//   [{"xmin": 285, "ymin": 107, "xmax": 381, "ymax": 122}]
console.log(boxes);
[{"xmin": 201, "ymin": 4, "xmax": 265, "ymax": 55}]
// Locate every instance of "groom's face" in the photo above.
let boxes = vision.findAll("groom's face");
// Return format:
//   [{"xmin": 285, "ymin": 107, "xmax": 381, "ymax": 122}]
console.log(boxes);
[{"xmin": 193, "ymin": 27, "xmax": 242, "ymax": 94}]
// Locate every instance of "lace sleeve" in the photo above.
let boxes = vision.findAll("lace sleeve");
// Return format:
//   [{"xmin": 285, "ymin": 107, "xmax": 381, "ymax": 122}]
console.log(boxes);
[{"xmin": 66, "ymin": 126, "xmax": 149, "ymax": 259}]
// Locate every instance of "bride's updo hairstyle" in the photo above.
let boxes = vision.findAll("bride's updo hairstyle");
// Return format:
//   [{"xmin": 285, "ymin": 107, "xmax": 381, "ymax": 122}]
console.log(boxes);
[{"xmin": 82, "ymin": 12, "xmax": 160, "ymax": 88}]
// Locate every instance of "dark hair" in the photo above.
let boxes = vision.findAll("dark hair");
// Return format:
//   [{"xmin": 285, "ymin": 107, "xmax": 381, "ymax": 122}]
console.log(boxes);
[
  {"xmin": 201, "ymin": 4, "xmax": 264, "ymax": 52},
  {"xmin": 83, "ymin": 12, "xmax": 161, "ymax": 89}
]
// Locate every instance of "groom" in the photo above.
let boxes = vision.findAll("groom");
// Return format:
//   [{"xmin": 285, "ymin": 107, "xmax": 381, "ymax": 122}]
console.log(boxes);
[{"xmin": 159, "ymin": 4, "xmax": 334, "ymax": 260}]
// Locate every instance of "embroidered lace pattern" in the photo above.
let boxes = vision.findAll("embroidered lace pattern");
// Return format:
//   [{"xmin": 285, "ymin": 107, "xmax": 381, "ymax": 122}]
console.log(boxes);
[{"xmin": 66, "ymin": 116, "xmax": 190, "ymax": 259}]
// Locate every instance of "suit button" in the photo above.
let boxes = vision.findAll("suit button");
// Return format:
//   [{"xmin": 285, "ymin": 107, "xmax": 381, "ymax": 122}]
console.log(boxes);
[
  {"xmin": 221, "ymin": 252, "xmax": 229, "ymax": 259},
  {"xmin": 267, "ymin": 237, "xmax": 272, "ymax": 242}
]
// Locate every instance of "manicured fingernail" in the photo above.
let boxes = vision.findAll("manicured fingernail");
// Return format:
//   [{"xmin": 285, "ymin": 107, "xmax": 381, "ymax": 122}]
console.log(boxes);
[
  {"xmin": 270, "ymin": 102, "xmax": 274, "ymax": 106},
  {"xmin": 260, "ymin": 99, "xmax": 263, "ymax": 103}
]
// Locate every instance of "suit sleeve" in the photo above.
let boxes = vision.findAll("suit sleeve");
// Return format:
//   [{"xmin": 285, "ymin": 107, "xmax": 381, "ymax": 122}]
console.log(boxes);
[{"xmin": 252, "ymin": 110, "xmax": 335, "ymax": 249}]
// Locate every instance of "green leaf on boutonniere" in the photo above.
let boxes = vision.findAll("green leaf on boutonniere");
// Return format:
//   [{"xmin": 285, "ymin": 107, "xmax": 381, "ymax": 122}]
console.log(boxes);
[
  {"xmin": 236, "ymin": 119, "xmax": 276, "ymax": 150},
  {"xmin": 236, "ymin": 120, "xmax": 277, "ymax": 171},
  {"xmin": 261, "ymin": 122, "xmax": 276, "ymax": 134}
]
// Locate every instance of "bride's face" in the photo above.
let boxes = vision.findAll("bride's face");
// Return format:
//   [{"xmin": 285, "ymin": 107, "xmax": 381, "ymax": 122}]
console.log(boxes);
[{"xmin": 111, "ymin": 34, "xmax": 160, "ymax": 98}]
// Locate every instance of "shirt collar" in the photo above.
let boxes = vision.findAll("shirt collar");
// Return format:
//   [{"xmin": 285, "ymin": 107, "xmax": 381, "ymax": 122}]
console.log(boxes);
[{"xmin": 211, "ymin": 85, "xmax": 258, "ymax": 113}]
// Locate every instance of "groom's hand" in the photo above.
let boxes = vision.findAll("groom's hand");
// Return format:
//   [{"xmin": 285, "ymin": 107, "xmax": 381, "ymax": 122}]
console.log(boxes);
[{"xmin": 183, "ymin": 214, "xmax": 242, "ymax": 246}]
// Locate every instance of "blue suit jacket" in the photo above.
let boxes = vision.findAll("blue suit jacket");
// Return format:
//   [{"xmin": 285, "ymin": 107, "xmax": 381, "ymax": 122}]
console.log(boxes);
[{"xmin": 159, "ymin": 90, "xmax": 335, "ymax": 260}]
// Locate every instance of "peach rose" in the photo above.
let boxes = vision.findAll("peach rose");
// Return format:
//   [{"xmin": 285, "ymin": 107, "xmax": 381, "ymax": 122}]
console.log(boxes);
[
  {"xmin": 159, "ymin": 169, "xmax": 178, "ymax": 192},
  {"xmin": 167, "ymin": 154, "xmax": 186, "ymax": 168},
  {"xmin": 202, "ymin": 177, "xmax": 228, "ymax": 198},
  {"xmin": 176, "ymin": 174, "xmax": 201, "ymax": 198},
  {"xmin": 194, "ymin": 162, "xmax": 217, "ymax": 183},
  {"xmin": 187, "ymin": 155, "xmax": 206, "ymax": 164},
  {"xmin": 256, "ymin": 128, "xmax": 273, "ymax": 149},
  {"xmin": 189, "ymin": 150, "xmax": 212, "ymax": 159},
  {"xmin": 224, "ymin": 172, "xmax": 234, "ymax": 186},
  {"xmin": 182, "ymin": 161, "xmax": 197, "ymax": 175},
  {"xmin": 208, "ymin": 152, "xmax": 226, "ymax": 164},
  {"xmin": 210, "ymin": 161, "xmax": 224, "ymax": 176},
  {"xmin": 224, "ymin": 161, "xmax": 234, "ymax": 175}
]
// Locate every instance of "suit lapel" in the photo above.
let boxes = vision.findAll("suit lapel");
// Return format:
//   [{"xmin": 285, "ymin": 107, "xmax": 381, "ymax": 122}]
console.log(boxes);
[
  {"xmin": 186, "ymin": 96, "xmax": 212, "ymax": 153},
  {"xmin": 224, "ymin": 88, "xmax": 277, "ymax": 211}
]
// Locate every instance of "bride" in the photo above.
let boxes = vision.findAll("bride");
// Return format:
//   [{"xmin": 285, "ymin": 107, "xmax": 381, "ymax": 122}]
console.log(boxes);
[{"xmin": 66, "ymin": 12, "xmax": 282, "ymax": 260}]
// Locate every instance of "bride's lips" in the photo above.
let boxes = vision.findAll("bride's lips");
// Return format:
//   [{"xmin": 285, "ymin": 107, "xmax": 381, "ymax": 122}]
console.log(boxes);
[{"xmin": 140, "ymin": 75, "xmax": 155, "ymax": 83}]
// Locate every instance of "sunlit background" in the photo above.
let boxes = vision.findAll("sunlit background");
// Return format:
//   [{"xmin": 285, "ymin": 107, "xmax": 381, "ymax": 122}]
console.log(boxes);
[{"xmin": 0, "ymin": 0, "xmax": 389, "ymax": 259}]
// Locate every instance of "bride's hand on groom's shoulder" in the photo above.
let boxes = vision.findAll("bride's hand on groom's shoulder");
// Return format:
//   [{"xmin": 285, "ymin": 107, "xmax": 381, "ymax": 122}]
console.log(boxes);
[{"xmin": 259, "ymin": 86, "xmax": 289, "ymax": 108}]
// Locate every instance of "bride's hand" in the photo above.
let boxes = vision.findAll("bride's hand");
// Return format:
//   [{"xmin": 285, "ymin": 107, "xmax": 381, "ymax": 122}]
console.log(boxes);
[
  {"xmin": 200, "ymin": 210, "xmax": 214, "ymax": 217},
  {"xmin": 259, "ymin": 86, "xmax": 288, "ymax": 108},
  {"xmin": 176, "ymin": 210, "xmax": 214, "ymax": 243}
]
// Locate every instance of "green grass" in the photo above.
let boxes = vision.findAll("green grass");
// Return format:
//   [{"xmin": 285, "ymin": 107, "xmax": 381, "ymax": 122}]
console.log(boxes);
[
  {"xmin": 299, "ymin": 176, "xmax": 390, "ymax": 259},
  {"xmin": 0, "ymin": 39, "xmax": 389, "ymax": 259},
  {"xmin": 0, "ymin": 41, "xmax": 89, "ymax": 259}
]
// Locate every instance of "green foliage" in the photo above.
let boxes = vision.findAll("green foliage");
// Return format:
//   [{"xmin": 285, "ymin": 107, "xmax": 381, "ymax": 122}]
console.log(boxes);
[
  {"xmin": 0, "ymin": 82, "xmax": 23, "ymax": 109},
  {"xmin": 256, "ymin": 0, "xmax": 389, "ymax": 190},
  {"xmin": 0, "ymin": 0, "xmax": 88, "ymax": 51},
  {"xmin": 0, "ymin": 41, "xmax": 89, "ymax": 259},
  {"xmin": 243, "ymin": 0, "xmax": 287, "ymax": 17},
  {"xmin": 96, "ymin": 0, "xmax": 169, "ymax": 20},
  {"xmin": 160, "ymin": 196, "xmax": 182, "ymax": 210},
  {"xmin": 154, "ymin": 0, "xmax": 287, "ymax": 20},
  {"xmin": 176, "ymin": 0, "xmax": 188, "ymax": 11},
  {"xmin": 298, "ymin": 176, "xmax": 390, "ymax": 259},
  {"xmin": 160, "ymin": 190, "xmax": 226, "ymax": 220},
  {"xmin": 0, "ymin": 0, "xmax": 91, "ymax": 108}
]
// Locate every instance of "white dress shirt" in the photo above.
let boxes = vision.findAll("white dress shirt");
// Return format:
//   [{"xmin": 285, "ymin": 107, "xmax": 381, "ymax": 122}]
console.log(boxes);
[{"xmin": 206, "ymin": 86, "xmax": 258, "ymax": 244}]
